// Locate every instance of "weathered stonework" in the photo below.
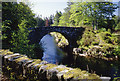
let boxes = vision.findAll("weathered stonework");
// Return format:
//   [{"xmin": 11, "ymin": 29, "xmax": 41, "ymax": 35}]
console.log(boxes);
[
  {"xmin": 29, "ymin": 26, "xmax": 85, "ymax": 48},
  {"xmin": 0, "ymin": 49, "xmax": 102, "ymax": 81}
]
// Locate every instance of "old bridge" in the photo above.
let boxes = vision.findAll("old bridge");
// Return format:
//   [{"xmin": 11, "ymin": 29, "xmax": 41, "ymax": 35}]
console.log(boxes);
[{"xmin": 29, "ymin": 26, "xmax": 85, "ymax": 48}]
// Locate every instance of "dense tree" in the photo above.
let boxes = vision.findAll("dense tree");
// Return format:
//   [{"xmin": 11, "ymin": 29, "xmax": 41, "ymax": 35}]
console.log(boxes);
[
  {"xmin": 52, "ymin": 11, "xmax": 62, "ymax": 26},
  {"xmin": 59, "ymin": 2, "xmax": 74, "ymax": 26},
  {"xmin": 10, "ymin": 19, "xmax": 35, "ymax": 57},
  {"xmin": 69, "ymin": 2, "xmax": 118, "ymax": 29},
  {"xmin": 57, "ymin": 1, "xmax": 118, "ymax": 30},
  {"xmin": 2, "ymin": 2, "xmax": 37, "ymax": 49},
  {"xmin": 48, "ymin": 15, "xmax": 54, "ymax": 25},
  {"xmin": 35, "ymin": 16, "xmax": 45, "ymax": 27},
  {"xmin": 113, "ymin": 16, "xmax": 120, "ymax": 30}
]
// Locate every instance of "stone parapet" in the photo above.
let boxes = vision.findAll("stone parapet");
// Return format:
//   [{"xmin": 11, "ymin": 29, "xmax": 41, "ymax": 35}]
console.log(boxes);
[{"xmin": 0, "ymin": 49, "xmax": 101, "ymax": 81}]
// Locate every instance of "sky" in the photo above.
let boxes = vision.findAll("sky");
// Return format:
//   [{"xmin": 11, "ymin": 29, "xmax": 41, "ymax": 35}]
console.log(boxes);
[
  {"xmin": 28, "ymin": 0, "xmax": 68, "ymax": 18},
  {"xmin": 24, "ymin": 0, "xmax": 120, "ymax": 18}
]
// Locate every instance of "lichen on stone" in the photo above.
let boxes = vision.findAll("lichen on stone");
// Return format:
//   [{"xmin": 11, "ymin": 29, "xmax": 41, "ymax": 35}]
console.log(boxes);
[
  {"xmin": 4, "ymin": 51, "xmax": 13, "ymax": 55},
  {"xmin": 63, "ymin": 68, "xmax": 82, "ymax": 79},
  {"xmin": 32, "ymin": 59, "xmax": 41, "ymax": 64},
  {"xmin": 63, "ymin": 68, "xmax": 100, "ymax": 80},
  {"xmin": 27, "ymin": 59, "xmax": 42, "ymax": 69},
  {"xmin": 15, "ymin": 56, "xmax": 30, "ymax": 63},
  {"xmin": 86, "ymin": 73, "xmax": 100, "ymax": 79},
  {"xmin": 56, "ymin": 67, "xmax": 70, "ymax": 72},
  {"xmin": 0, "ymin": 49, "xmax": 13, "ymax": 55},
  {"xmin": 45, "ymin": 64, "xmax": 57, "ymax": 70}
]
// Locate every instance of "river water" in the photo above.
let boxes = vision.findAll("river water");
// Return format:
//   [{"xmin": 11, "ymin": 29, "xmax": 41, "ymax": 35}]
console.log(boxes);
[
  {"xmin": 39, "ymin": 34, "xmax": 120, "ymax": 80},
  {"xmin": 39, "ymin": 34, "xmax": 65, "ymax": 64}
]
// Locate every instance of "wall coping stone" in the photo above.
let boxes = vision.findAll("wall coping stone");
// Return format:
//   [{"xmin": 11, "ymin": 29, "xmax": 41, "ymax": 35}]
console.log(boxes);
[{"xmin": 1, "ymin": 49, "xmax": 110, "ymax": 81}]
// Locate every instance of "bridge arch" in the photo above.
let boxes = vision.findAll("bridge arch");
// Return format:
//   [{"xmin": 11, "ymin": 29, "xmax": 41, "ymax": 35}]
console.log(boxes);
[{"xmin": 29, "ymin": 26, "xmax": 85, "ymax": 48}]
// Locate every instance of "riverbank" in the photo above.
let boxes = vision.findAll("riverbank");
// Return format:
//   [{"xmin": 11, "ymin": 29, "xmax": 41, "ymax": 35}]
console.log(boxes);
[{"xmin": 51, "ymin": 28, "xmax": 120, "ymax": 81}]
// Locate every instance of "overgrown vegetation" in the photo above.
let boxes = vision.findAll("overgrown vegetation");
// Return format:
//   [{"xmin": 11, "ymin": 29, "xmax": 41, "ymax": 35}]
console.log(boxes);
[
  {"xmin": 1, "ymin": 1, "xmax": 120, "ymax": 80},
  {"xmin": 50, "ymin": 32, "xmax": 69, "ymax": 48},
  {"xmin": 10, "ymin": 19, "xmax": 35, "ymax": 58},
  {"xmin": 51, "ymin": 1, "xmax": 120, "ymax": 58},
  {"xmin": 77, "ymin": 27, "xmax": 120, "ymax": 58},
  {"xmin": 2, "ymin": 2, "xmax": 37, "ymax": 58},
  {"xmin": 53, "ymin": 1, "xmax": 118, "ymax": 30}
]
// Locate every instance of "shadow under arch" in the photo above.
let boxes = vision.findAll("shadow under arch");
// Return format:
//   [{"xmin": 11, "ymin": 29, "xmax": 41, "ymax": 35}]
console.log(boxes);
[
  {"xmin": 29, "ymin": 26, "xmax": 85, "ymax": 49},
  {"xmin": 39, "ymin": 33, "xmax": 68, "ymax": 64},
  {"xmin": 28, "ymin": 26, "xmax": 85, "ymax": 65}
]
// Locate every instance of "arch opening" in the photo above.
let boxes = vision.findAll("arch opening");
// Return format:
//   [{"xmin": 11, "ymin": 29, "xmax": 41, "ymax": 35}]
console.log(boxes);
[
  {"xmin": 39, "ymin": 32, "xmax": 69, "ymax": 64},
  {"xmin": 49, "ymin": 32, "xmax": 69, "ymax": 48}
]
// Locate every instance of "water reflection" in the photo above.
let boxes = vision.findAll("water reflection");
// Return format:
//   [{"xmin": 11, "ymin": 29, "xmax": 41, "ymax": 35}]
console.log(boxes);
[{"xmin": 39, "ymin": 34, "xmax": 65, "ymax": 64}]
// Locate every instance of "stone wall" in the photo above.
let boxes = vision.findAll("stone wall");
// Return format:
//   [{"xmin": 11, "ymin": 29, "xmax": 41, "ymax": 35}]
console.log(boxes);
[{"xmin": 0, "ymin": 49, "xmax": 102, "ymax": 81}]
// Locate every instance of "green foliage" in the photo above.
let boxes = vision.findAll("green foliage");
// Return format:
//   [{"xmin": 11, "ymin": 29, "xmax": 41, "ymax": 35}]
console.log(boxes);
[
  {"xmin": 52, "ymin": 11, "xmax": 62, "ymax": 26},
  {"xmin": 59, "ymin": 12, "xmax": 71, "ymax": 26},
  {"xmin": 69, "ymin": 2, "xmax": 117, "ymax": 29},
  {"xmin": 77, "ymin": 28, "xmax": 119, "ymax": 57},
  {"xmin": 115, "ymin": 22, "xmax": 120, "ymax": 30},
  {"xmin": 81, "ymin": 28, "xmax": 118, "ymax": 46},
  {"xmin": 10, "ymin": 19, "xmax": 35, "ymax": 58},
  {"xmin": 113, "ymin": 16, "xmax": 120, "ymax": 30},
  {"xmin": 50, "ymin": 32, "xmax": 69, "ymax": 48},
  {"xmin": 99, "ymin": 31, "xmax": 118, "ymax": 45},
  {"xmin": 113, "ymin": 45, "xmax": 120, "ymax": 56},
  {"xmin": 58, "ymin": 2, "xmax": 73, "ymax": 26},
  {"xmin": 35, "ymin": 16, "xmax": 45, "ymax": 27},
  {"xmin": 77, "ymin": 28, "xmax": 99, "ymax": 47},
  {"xmin": 48, "ymin": 15, "xmax": 54, "ymax": 26},
  {"xmin": 2, "ymin": 2, "xmax": 37, "ymax": 49},
  {"xmin": 98, "ymin": 28, "xmax": 106, "ymax": 32},
  {"xmin": 55, "ymin": 1, "xmax": 118, "ymax": 31},
  {"xmin": 113, "ymin": 77, "xmax": 120, "ymax": 81}
]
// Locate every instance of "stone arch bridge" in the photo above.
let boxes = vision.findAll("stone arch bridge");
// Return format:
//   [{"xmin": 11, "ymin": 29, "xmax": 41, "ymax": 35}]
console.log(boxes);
[{"xmin": 29, "ymin": 26, "xmax": 85, "ymax": 48}]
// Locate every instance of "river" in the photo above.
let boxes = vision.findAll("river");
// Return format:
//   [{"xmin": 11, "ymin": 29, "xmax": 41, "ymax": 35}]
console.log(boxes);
[
  {"xmin": 39, "ymin": 34, "xmax": 65, "ymax": 64},
  {"xmin": 39, "ymin": 34, "xmax": 120, "ymax": 80}
]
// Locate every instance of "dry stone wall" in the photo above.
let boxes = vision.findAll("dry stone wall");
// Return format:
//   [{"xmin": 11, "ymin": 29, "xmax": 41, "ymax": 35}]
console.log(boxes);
[{"xmin": 0, "ymin": 49, "xmax": 102, "ymax": 81}]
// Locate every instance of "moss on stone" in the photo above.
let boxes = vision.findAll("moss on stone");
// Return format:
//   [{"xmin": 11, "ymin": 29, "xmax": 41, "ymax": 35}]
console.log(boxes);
[
  {"xmin": 0, "ymin": 49, "xmax": 13, "ymax": 55},
  {"xmin": 15, "ymin": 57, "xmax": 30, "ymax": 63},
  {"xmin": 2, "ymin": 49, "xmax": 101, "ymax": 80},
  {"xmin": 31, "ymin": 59, "xmax": 42, "ymax": 68},
  {"xmin": 45, "ymin": 64, "xmax": 57, "ymax": 70},
  {"xmin": 5, "ymin": 51, "xmax": 14, "ymax": 55},
  {"xmin": 63, "ymin": 68, "xmax": 100, "ymax": 80},
  {"xmin": 56, "ymin": 67, "xmax": 70, "ymax": 72},
  {"xmin": 7, "ymin": 54, "xmax": 23, "ymax": 59},
  {"xmin": 0, "ymin": 49, "xmax": 5, "ymax": 53},
  {"xmin": 63, "ymin": 68, "xmax": 82, "ymax": 79},
  {"xmin": 32, "ymin": 59, "xmax": 41, "ymax": 64}
]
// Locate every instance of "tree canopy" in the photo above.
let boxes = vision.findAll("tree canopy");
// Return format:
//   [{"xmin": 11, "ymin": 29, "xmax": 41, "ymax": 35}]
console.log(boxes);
[
  {"xmin": 52, "ymin": 11, "xmax": 62, "ymax": 26},
  {"xmin": 53, "ymin": 1, "xmax": 118, "ymax": 31},
  {"xmin": 2, "ymin": 2, "xmax": 37, "ymax": 49}
]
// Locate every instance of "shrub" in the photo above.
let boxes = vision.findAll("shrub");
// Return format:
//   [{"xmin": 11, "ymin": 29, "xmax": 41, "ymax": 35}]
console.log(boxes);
[
  {"xmin": 10, "ymin": 19, "xmax": 35, "ymax": 58},
  {"xmin": 113, "ymin": 45, "xmax": 120, "ymax": 56},
  {"xmin": 77, "ymin": 29, "xmax": 99, "ymax": 47},
  {"xmin": 115, "ymin": 22, "xmax": 120, "ymax": 30}
]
